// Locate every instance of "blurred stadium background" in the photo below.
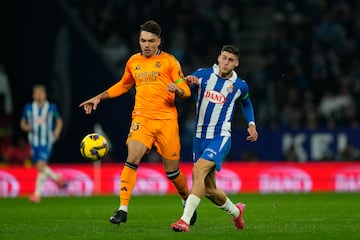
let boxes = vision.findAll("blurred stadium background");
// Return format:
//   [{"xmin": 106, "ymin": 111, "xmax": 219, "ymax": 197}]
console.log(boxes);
[{"xmin": 1, "ymin": 0, "xmax": 360, "ymax": 166}]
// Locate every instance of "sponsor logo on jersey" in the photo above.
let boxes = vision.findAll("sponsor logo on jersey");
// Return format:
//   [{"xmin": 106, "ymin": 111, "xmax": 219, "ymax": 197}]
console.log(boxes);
[{"xmin": 204, "ymin": 90, "xmax": 226, "ymax": 104}]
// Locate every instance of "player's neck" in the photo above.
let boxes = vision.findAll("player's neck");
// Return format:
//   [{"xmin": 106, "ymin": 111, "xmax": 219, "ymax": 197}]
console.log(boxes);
[
  {"xmin": 35, "ymin": 100, "xmax": 46, "ymax": 107},
  {"xmin": 141, "ymin": 49, "xmax": 161, "ymax": 58},
  {"xmin": 219, "ymin": 71, "xmax": 232, "ymax": 79}
]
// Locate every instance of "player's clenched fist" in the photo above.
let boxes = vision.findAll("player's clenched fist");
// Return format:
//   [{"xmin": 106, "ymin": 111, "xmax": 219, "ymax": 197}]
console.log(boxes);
[{"xmin": 185, "ymin": 75, "xmax": 199, "ymax": 85}]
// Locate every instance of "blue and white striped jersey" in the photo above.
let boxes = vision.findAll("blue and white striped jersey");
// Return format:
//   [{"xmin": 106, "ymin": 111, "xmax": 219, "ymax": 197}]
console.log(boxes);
[
  {"xmin": 191, "ymin": 64, "xmax": 255, "ymax": 139},
  {"xmin": 21, "ymin": 101, "xmax": 61, "ymax": 147}
]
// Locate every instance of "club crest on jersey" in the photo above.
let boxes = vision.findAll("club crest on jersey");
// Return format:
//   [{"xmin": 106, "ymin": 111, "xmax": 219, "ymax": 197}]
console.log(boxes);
[
  {"xmin": 205, "ymin": 90, "xmax": 226, "ymax": 104},
  {"xmin": 227, "ymin": 84, "xmax": 234, "ymax": 94},
  {"xmin": 155, "ymin": 61, "xmax": 161, "ymax": 68}
]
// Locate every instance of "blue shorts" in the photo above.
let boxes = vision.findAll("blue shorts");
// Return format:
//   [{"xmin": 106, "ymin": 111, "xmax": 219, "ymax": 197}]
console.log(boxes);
[
  {"xmin": 192, "ymin": 136, "xmax": 231, "ymax": 171},
  {"xmin": 31, "ymin": 145, "xmax": 53, "ymax": 163}
]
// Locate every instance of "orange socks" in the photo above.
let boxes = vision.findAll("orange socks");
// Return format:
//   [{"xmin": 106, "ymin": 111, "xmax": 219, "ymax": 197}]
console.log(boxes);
[
  {"xmin": 119, "ymin": 165, "xmax": 189, "ymax": 207},
  {"xmin": 119, "ymin": 163, "xmax": 138, "ymax": 207},
  {"xmin": 167, "ymin": 170, "xmax": 189, "ymax": 200}
]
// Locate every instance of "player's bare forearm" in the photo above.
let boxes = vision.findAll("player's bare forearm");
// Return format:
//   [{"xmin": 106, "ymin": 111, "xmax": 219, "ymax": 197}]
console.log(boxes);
[{"xmin": 98, "ymin": 91, "xmax": 110, "ymax": 101}]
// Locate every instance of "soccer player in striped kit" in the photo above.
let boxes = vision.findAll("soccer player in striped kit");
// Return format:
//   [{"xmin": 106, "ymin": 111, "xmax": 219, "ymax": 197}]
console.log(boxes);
[
  {"xmin": 20, "ymin": 84, "xmax": 65, "ymax": 203},
  {"xmin": 171, "ymin": 45, "xmax": 258, "ymax": 232}
]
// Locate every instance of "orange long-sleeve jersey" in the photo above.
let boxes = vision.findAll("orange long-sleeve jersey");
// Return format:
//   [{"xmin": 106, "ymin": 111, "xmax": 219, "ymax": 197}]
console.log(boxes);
[{"xmin": 106, "ymin": 50, "xmax": 190, "ymax": 119}]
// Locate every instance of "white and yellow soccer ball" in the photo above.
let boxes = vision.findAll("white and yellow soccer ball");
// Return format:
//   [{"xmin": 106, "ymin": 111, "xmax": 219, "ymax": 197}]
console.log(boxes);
[{"xmin": 80, "ymin": 133, "xmax": 109, "ymax": 161}]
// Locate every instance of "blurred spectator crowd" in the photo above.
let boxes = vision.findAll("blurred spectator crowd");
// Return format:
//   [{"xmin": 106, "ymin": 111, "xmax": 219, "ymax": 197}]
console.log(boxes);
[
  {"xmin": 68, "ymin": 0, "xmax": 359, "ymax": 131},
  {"xmin": 68, "ymin": 0, "xmax": 247, "ymax": 75},
  {"xmin": 256, "ymin": 0, "xmax": 360, "ymax": 130}
]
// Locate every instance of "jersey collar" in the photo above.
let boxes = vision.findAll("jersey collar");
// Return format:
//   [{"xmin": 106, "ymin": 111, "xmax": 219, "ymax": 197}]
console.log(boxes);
[{"xmin": 213, "ymin": 64, "xmax": 237, "ymax": 82}]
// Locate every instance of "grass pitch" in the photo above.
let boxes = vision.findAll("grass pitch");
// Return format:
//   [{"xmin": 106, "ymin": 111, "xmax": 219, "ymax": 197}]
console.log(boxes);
[{"xmin": 1, "ymin": 193, "xmax": 359, "ymax": 240}]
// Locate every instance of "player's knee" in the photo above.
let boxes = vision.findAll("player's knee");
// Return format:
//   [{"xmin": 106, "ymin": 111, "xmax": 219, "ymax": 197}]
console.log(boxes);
[
  {"xmin": 204, "ymin": 188, "xmax": 216, "ymax": 198},
  {"xmin": 126, "ymin": 154, "xmax": 142, "ymax": 165},
  {"xmin": 192, "ymin": 164, "xmax": 201, "ymax": 175},
  {"xmin": 36, "ymin": 161, "xmax": 47, "ymax": 171},
  {"xmin": 192, "ymin": 166, "xmax": 208, "ymax": 180}
]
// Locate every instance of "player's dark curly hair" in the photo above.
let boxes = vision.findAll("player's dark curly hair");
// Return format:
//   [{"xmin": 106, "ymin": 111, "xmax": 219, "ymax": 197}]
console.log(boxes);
[
  {"xmin": 140, "ymin": 20, "xmax": 161, "ymax": 37},
  {"xmin": 221, "ymin": 45, "xmax": 240, "ymax": 59}
]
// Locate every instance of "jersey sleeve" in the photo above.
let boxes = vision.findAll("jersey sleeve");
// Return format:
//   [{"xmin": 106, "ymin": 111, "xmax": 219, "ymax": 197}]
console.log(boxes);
[
  {"xmin": 170, "ymin": 56, "xmax": 191, "ymax": 97},
  {"xmin": 21, "ymin": 104, "xmax": 30, "ymax": 121},
  {"xmin": 239, "ymin": 81, "xmax": 255, "ymax": 124},
  {"xmin": 191, "ymin": 68, "xmax": 202, "ymax": 78},
  {"xmin": 175, "ymin": 78, "xmax": 191, "ymax": 97},
  {"xmin": 169, "ymin": 56, "xmax": 184, "ymax": 81},
  {"xmin": 51, "ymin": 104, "xmax": 61, "ymax": 119},
  {"xmin": 190, "ymin": 68, "xmax": 206, "ymax": 89},
  {"xmin": 107, "ymin": 60, "xmax": 135, "ymax": 98}
]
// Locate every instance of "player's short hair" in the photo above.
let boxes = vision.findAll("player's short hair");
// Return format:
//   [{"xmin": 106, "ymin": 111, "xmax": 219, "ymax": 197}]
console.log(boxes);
[
  {"xmin": 221, "ymin": 45, "xmax": 240, "ymax": 59},
  {"xmin": 140, "ymin": 20, "xmax": 161, "ymax": 37}
]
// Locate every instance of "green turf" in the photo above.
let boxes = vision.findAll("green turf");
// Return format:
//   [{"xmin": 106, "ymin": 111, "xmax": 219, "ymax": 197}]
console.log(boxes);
[{"xmin": 0, "ymin": 193, "xmax": 359, "ymax": 240}]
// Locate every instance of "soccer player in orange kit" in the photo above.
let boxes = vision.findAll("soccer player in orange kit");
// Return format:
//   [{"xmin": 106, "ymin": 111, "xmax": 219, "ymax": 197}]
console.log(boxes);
[{"xmin": 79, "ymin": 20, "xmax": 196, "ymax": 226}]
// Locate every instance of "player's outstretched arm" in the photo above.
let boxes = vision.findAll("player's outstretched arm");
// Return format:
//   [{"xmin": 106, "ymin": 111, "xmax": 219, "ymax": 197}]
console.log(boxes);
[{"xmin": 79, "ymin": 91, "xmax": 109, "ymax": 115}]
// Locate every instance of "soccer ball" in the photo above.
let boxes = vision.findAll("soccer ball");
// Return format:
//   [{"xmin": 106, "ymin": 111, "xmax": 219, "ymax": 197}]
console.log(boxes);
[{"xmin": 80, "ymin": 133, "xmax": 109, "ymax": 161}]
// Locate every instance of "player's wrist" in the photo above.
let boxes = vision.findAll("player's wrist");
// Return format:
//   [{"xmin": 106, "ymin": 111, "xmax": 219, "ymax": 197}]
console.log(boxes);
[
  {"xmin": 177, "ymin": 89, "xmax": 184, "ymax": 96},
  {"xmin": 248, "ymin": 121, "xmax": 256, "ymax": 127}
]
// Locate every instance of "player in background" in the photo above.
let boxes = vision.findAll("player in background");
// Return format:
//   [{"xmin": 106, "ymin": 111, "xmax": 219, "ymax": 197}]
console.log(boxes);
[
  {"xmin": 171, "ymin": 45, "xmax": 258, "ymax": 232},
  {"xmin": 79, "ymin": 20, "xmax": 196, "ymax": 226},
  {"xmin": 20, "ymin": 84, "xmax": 65, "ymax": 203}
]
